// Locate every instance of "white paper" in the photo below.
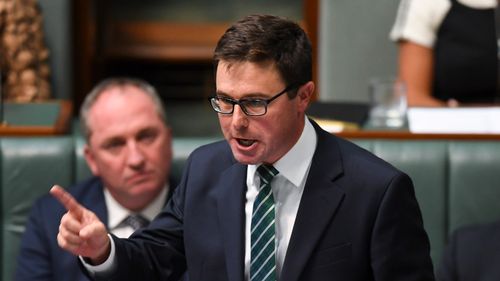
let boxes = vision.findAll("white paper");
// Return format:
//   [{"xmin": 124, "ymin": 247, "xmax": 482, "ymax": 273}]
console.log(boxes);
[{"xmin": 408, "ymin": 107, "xmax": 500, "ymax": 134}]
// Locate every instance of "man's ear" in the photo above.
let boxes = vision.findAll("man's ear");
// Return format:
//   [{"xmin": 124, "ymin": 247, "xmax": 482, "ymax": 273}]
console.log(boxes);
[
  {"xmin": 83, "ymin": 144, "xmax": 100, "ymax": 176},
  {"xmin": 297, "ymin": 81, "xmax": 315, "ymax": 111}
]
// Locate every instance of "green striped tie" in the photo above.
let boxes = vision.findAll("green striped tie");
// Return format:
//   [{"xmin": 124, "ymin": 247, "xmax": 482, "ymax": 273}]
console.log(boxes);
[{"xmin": 250, "ymin": 164, "xmax": 279, "ymax": 281}]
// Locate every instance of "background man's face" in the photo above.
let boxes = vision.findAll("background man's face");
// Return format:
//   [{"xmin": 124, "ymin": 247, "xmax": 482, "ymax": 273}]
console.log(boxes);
[{"xmin": 84, "ymin": 86, "xmax": 172, "ymax": 210}]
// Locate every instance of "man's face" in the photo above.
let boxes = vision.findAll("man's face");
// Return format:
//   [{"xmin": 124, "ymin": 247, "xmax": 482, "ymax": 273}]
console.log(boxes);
[
  {"xmin": 84, "ymin": 86, "xmax": 172, "ymax": 210},
  {"xmin": 216, "ymin": 60, "xmax": 311, "ymax": 165}
]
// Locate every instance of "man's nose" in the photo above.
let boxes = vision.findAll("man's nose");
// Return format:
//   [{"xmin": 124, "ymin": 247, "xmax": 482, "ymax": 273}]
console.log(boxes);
[
  {"xmin": 126, "ymin": 142, "xmax": 145, "ymax": 167},
  {"xmin": 231, "ymin": 104, "xmax": 249, "ymax": 129}
]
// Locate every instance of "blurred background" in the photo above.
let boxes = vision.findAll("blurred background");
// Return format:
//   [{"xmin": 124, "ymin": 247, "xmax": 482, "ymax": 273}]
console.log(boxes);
[{"xmin": 35, "ymin": 0, "xmax": 399, "ymax": 108}]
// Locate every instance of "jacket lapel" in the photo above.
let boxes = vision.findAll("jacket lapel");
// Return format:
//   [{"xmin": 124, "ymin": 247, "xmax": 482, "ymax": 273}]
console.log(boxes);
[
  {"xmin": 215, "ymin": 163, "xmax": 247, "ymax": 281},
  {"xmin": 280, "ymin": 124, "xmax": 346, "ymax": 281},
  {"xmin": 86, "ymin": 178, "xmax": 108, "ymax": 226}
]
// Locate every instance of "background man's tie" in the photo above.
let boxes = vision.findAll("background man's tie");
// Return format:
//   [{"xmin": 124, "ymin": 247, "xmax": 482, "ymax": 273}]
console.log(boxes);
[
  {"xmin": 122, "ymin": 214, "xmax": 150, "ymax": 231},
  {"xmin": 251, "ymin": 164, "xmax": 279, "ymax": 281}
]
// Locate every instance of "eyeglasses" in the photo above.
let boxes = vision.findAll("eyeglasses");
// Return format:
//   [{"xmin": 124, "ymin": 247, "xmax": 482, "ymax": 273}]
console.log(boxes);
[{"xmin": 208, "ymin": 85, "xmax": 295, "ymax": 116}]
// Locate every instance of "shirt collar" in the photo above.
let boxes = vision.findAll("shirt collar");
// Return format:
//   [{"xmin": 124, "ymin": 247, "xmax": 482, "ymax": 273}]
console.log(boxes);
[
  {"xmin": 105, "ymin": 185, "xmax": 168, "ymax": 229},
  {"xmin": 248, "ymin": 117, "xmax": 317, "ymax": 188}
]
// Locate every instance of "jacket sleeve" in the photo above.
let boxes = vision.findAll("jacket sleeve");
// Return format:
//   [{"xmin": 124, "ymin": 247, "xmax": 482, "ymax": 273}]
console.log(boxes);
[{"xmin": 370, "ymin": 172, "xmax": 436, "ymax": 281}]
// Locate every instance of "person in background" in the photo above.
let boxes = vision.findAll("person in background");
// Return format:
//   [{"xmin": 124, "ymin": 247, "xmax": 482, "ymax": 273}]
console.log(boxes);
[
  {"xmin": 52, "ymin": 14, "xmax": 434, "ymax": 280},
  {"xmin": 437, "ymin": 221, "xmax": 500, "ymax": 280},
  {"xmin": 390, "ymin": 0, "xmax": 498, "ymax": 107},
  {"xmin": 14, "ymin": 77, "xmax": 175, "ymax": 281}
]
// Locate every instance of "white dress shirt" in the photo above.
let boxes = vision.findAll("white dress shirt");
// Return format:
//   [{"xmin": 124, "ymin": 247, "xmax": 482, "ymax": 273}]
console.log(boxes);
[
  {"xmin": 244, "ymin": 117, "xmax": 317, "ymax": 280},
  {"xmin": 104, "ymin": 186, "xmax": 168, "ymax": 238}
]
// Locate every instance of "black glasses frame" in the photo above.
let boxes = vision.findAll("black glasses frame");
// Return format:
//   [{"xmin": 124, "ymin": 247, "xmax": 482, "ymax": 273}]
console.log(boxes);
[{"xmin": 208, "ymin": 85, "xmax": 296, "ymax": 116}]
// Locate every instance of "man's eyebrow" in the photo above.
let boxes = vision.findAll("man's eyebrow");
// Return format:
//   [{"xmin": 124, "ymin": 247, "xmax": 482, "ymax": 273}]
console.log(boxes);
[
  {"xmin": 215, "ymin": 90, "xmax": 230, "ymax": 97},
  {"xmin": 100, "ymin": 135, "xmax": 125, "ymax": 147},
  {"xmin": 215, "ymin": 91, "xmax": 267, "ymax": 99},
  {"xmin": 137, "ymin": 127, "xmax": 159, "ymax": 135}
]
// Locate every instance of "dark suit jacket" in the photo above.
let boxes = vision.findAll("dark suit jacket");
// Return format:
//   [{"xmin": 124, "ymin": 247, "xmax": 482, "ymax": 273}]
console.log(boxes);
[
  {"xmin": 14, "ymin": 176, "xmax": 174, "ymax": 281},
  {"xmin": 99, "ymin": 121, "xmax": 435, "ymax": 281},
  {"xmin": 437, "ymin": 221, "xmax": 500, "ymax": 281}
]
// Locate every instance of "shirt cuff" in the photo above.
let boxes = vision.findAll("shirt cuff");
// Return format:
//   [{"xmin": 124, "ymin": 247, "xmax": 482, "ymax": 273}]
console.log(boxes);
[{"xmin": 79, "ymin": 234, "xmax": 116, "ymax": 276}]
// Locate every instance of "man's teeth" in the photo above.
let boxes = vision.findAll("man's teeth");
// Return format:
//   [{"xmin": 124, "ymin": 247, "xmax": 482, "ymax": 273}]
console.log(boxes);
[{"xmin": 238, "ymin": 139, "xmax": 254, "ymax": 146}]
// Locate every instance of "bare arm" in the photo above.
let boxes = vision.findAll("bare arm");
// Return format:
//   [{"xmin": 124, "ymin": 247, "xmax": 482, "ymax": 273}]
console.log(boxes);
[
  {"xmin": 398, "ymin": 40, "xmax": 448, "ymax": 107},
  {"xmin": 50, "ymin": 185, "xmax": 111, "ymax": 265}
]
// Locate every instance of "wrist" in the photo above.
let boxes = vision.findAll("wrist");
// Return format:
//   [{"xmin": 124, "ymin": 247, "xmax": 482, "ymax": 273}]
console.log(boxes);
[{"xmin": 88, "ymin": 239, "xmax": 111, "ymax": 265}]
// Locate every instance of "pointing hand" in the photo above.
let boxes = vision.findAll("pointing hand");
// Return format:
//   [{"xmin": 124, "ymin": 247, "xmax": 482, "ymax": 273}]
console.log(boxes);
[{"xmin": 51, "ymin": 185, "xmax": 110, "ymax": 264}]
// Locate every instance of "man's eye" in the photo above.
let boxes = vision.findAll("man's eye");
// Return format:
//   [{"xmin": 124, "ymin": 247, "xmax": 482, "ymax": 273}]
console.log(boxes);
[
  {"xmin": 243, "ymin": 100, "xmax": 264, "ymax": 108},
  {"xmin": 138, "ymin": 131, "xmax": 158, "ymax": 144},
  {"xmin": 103, "ymin": 140, "xmax": 124, "ymax": 151}
]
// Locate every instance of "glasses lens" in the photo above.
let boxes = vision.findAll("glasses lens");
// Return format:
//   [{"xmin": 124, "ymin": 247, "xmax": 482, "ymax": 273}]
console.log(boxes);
[
  {"xmin": 210, "ymin": 98, "xmax": 220, "ymax": 112},
  {"xmin": 241, "ymin": 100, "xmax": 266, "ymax": 116},
  {"xmin": 211, "ymin": 97, "xmax": 233, "ymax": 113}
]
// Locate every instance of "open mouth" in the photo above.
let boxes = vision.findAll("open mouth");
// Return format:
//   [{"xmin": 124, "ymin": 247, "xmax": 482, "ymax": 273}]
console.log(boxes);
[{"xmin": 237, "ymin": 138, "xmax": 256, "ymax": 147}]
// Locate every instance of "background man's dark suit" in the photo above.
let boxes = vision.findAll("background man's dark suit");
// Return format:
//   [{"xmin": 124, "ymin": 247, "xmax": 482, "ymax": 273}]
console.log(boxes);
[
  {"xmin": 104, "ymin": 121, "xmax": 434, "ymax": 281},
  {"xmin": 15, "ymin": 177, "xmax": 173, "ymax": 281},
  {"xmin": 437, "ymin": 221, "xmax": 500, "ymax": 281}
]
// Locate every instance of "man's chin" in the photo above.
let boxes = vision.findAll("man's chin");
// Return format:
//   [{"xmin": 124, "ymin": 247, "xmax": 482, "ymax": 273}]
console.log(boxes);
[
  {"xmin": 127, "ymin": 185, "xmax": 164, "ymax": 199},
  {"xmin": 232, "ymin": 151, "xmax": 261, "ymax": 165}
]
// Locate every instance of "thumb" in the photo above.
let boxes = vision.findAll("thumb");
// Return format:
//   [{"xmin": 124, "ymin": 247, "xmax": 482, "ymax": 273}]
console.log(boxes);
[{"xmin": 79, "ymin": 220, "xmax": 106, "ymax": 240}]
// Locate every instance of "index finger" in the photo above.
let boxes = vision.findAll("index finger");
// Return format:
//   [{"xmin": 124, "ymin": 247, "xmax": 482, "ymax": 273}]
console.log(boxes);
[{"xmin": 50, "ymin": 185, "xmax": 84, "ymax": 220}]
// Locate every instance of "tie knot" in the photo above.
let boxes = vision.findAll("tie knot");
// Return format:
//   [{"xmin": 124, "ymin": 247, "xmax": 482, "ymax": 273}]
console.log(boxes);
[
  {"xmin": 122, "ymin": 214, "xmax": 150, "ymax": 231},
  {"xmin": 257, "ymin": 164, "xmax": 279, "ymax": 184}
]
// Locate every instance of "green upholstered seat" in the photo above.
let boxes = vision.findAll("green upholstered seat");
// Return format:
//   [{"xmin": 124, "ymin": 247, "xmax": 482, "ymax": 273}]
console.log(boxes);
[
  {"xmin": 448, "ymin": 141, "xmax": 500, "ymax": 233},
  {"xmin": 0, "ymin": 137, "xmax": 74, "ymax": 281}
]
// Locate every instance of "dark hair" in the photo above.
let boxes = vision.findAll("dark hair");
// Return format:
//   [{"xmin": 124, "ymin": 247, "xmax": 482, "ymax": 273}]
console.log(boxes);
[
  {"xmin": 80, "ymin": 77, "xmax": 167, "ymax": 141},
  {"xmin": 213, "ymin": 14, "xmax": 312, "ymax": 97}
]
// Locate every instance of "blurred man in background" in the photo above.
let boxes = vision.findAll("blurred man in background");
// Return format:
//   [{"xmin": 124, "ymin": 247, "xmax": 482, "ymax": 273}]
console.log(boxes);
[{"xmin": 15, "ymin": 77, "xmax": 175, "ymax": 281}]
